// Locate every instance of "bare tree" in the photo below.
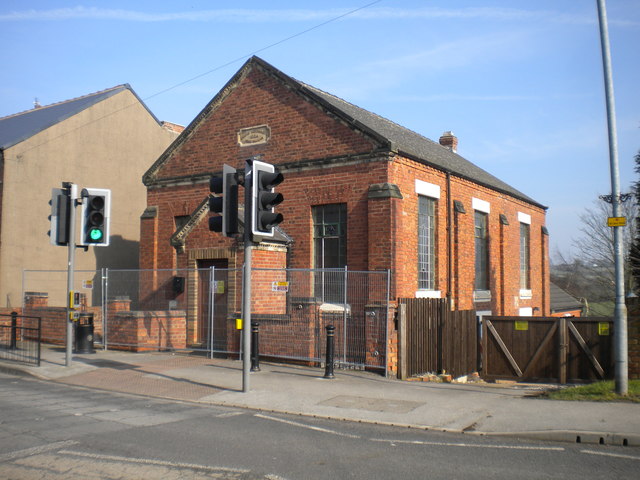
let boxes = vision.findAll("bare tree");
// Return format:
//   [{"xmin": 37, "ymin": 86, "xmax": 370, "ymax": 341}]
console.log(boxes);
[
  {"xmin": 630, "ymin": 150, "xmax": 640, "ymax": 293},
  {"xmin": 570, "ymin": 195, "xmax": 637, "ymax": 301}
]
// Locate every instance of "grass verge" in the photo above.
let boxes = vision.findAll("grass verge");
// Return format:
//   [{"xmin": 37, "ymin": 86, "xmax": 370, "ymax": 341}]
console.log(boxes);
[{"xmin": 545, "ymin": 380, "xmax": 640, "ymax": 403}]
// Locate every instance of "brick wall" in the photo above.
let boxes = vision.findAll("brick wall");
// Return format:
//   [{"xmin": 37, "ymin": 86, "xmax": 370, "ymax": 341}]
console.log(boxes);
[
  {"xmin": 22, "ymin": 292, "xmax": 103, "ymax": 345},
  {"xmin": 389, "ymin": 157, "xmax": 548, "ymax": 315}
]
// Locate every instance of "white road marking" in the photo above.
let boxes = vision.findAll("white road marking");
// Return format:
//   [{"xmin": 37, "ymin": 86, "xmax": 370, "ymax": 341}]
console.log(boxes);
[
  {"xmin": 58, "ymin": 450, "xmax": 250, "ymax": 473},
  {"xmin": 371, "ymin": 438, "xmax": 565, "ymax": 451},
  {"xmin": 0, "ymin": 440, "xmax": 79, "ymax": 462},
  {"xmin": 580, "ymin": 449, "xmax": 640, "ymax": 461},
  {"xmin": 254, "ymin": 413, "xmax": 361, "ymax": 439},
  {"xmin": 215, "ymin": 411, "xmax": 245, "ymax": 418}
]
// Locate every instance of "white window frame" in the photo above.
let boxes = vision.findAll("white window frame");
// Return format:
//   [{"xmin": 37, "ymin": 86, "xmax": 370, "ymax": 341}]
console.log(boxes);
[{"xmin": 415, "ymin": 180, "xmax": 440, "ymax": 296}]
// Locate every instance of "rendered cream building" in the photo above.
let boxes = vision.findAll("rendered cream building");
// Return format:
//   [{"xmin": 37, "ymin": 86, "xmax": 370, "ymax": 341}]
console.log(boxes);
[{"xmin": 0, "ymin": 85, "xmax": 181, "ymax": 308}]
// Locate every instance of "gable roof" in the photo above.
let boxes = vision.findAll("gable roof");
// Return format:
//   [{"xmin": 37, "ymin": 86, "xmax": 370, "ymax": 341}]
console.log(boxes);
[
  {"xmin": 302, "ymin": 82, "xmax": 544, "ymax": 208},
  {"xmin": 144, "ymin": 56, "xmax": 544, "ymax": 209},
  {"xmin": 0, "ymin": 84, "xmax": 159, "ymax": 150},
  {"xmin": 550, "ymin": 282, "xmax": 583, "ymax": 313}
]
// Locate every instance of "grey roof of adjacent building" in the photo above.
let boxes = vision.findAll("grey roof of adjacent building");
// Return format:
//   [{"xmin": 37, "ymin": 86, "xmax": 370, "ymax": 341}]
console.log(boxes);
[
  {"xmin": 0, "ymin": 84, "xmax": 157, "ymax": 150},
  {"xmin": 550, "ymin": 282, "xmax": 583, "ymax": 313}
]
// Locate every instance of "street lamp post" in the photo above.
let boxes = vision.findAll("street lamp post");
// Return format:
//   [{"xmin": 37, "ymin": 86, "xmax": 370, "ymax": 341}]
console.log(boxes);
[{"xmin": 596, "ymin": 0, "xmax": 628, "ymax": 395}]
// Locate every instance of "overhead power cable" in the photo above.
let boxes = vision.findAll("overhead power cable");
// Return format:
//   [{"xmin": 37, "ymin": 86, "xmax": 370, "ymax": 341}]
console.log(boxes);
[{"xmin": 9, "ymin": 0, "xmax": 386, "ymax": 156}]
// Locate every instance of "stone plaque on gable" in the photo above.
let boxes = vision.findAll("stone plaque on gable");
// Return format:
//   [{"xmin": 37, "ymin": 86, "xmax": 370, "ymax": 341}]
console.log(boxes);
[{"xmin": 238, "ymin": 125, "xmax": 270, "ymax": 147}]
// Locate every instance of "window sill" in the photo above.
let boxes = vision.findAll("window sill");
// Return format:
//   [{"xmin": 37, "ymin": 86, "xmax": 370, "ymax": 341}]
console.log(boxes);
[
  {"xmin": 520, "ymin": 289, "xmax": 532, "ymax": 299},
  {"xmin": 473, "ymin": 290, "xmax": 491, "ymax": 302}
]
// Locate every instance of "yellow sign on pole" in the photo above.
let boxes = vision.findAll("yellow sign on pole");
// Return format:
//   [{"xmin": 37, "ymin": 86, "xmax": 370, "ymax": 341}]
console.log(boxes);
[{"xmin": 607, "ymin": 217, "xmax": 626, "ymax": 227}]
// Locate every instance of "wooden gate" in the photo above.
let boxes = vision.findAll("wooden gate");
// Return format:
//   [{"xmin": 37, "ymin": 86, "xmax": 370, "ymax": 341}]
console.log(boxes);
[
  {"xmin": 398, "ymin": 298, "xmax": 477, "ymax": 379},
  {"xmin": 482, "ymin": 316, "xmax": 614, "ymax": 383}
]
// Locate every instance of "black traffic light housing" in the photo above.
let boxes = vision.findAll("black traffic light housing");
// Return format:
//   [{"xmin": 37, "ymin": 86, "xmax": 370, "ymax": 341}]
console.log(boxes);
[
  {"xmin": 48, "ymin": 186, "xmax": 71, "ymax": 246},
  {"xmin": 209, "ymin": 164, "xmax": 238, "ymax": 237},
  {"xmin": 251, "ymin": 159, "xmax": 284, "ymax": 241},
  {"xmin": 79, "ymin": 188, "xmax": 111, "ymax": 246}
]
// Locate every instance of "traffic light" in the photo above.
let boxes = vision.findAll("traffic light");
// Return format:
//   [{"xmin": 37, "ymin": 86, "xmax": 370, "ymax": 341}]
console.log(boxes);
[
  {"xmin": 79, "ymin": 188, "xmax": 111, "ymax": 246},
  {"xmin": 209, "ymin": 164, "xmax": 238, "ymax": 237},
  {"xmin": 48, "ymin": 187, "xmax": 71, "ymax": 246},
  {"xmin": 251, "ymin": 160, "xmax": 284, "ymax": 240}
]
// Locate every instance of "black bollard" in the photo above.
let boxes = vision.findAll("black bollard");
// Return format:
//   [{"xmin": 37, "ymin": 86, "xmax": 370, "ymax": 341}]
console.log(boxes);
[
  {"xmin": 250, "ymin": 322, "xmax": 260, "ymax": 372},
  {"xmin": 10, "ymin": 311, "xmax": 17, "ymax": 349},
  {"xmin": 324, "ymin": 325, "xmax": 336, "ymax": 379}
]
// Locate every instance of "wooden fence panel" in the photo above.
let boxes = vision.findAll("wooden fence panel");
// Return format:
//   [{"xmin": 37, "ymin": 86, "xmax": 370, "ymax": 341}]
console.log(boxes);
[
  {"xmin": 566, "ymin": 318, "xmax": 614, "ymax": 383},
  {"xmin": 399, "ymin": 298, "xmax": 477, "ymax": 379},
  {"xmin": 482, "ymin": 316, "xmax": 614, "ymax": 383},
  {"xmin": 442, "ymin": 309, "xmax": 478, "ymax": 378}
]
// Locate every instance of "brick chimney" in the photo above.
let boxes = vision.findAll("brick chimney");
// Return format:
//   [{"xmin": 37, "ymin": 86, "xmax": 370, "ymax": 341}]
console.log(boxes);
[{"xmin": 439, "ymin": 131, "xmax": 458, "ymax": 153}]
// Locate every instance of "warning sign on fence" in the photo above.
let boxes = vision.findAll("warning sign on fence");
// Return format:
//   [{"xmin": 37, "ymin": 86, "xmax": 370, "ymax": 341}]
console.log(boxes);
[
  {"xmin": 272, "ymin": 281, "xmax": 289, "ymax": 292},
  {"xmin": 598, "ymin": 322, "xmax": 610, "ymax": 336}
]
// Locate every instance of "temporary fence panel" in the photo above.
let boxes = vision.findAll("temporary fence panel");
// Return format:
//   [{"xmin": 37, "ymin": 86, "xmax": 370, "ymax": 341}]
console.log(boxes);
[
  {"xmin": 250, "ymin": 268, "xmax": 389, "ymax": 371},
  {"xmin": 22, "ymin": 269, "xmax": 102, "ymax": 345},
  {"xmin": 22, "ymin": 267, "xmax": 390, "ymax": 371},
  {"xmin": 103, "ymin": 268, "xmax": 242, "ymax": 354}
]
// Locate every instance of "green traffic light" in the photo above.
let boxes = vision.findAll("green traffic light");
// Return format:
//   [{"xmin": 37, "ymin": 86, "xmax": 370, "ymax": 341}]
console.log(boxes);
[{"xmin": 89, "ymin": 228, "xmax": 103, "ymax": 241}]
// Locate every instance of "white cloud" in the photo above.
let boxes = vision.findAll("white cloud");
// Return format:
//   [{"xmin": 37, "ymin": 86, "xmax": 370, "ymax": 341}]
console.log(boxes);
[{"xmin": 1, "ymin": 5, "xmax": 637, "ymax": 27}]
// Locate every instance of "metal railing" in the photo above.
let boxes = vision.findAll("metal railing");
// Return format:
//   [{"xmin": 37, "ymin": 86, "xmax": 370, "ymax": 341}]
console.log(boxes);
[{"xmin": 0, "ymin": 313, "xmax": 41, "ymax": 366}]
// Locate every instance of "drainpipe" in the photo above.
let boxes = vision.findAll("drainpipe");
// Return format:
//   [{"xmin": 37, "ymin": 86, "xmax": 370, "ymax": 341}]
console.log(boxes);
[{"xmin": 446, "ymin": 172, "xmax": 453, "ymax": 309}]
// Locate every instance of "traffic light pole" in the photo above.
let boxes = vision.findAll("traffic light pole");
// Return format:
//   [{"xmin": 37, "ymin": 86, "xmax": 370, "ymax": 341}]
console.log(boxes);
[
  {"xmin": 65, "ymin": 183, "xmax": 78, "ymax": 367},
  {"xmin": 242, "ymin": 160, "xmax": 253, "ymax": 393}
]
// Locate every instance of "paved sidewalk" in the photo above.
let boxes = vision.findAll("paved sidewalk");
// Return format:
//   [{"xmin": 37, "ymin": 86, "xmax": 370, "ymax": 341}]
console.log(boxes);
[{"xmin": 2, "ymin": 345, "xmax": 639, "ymax": 446}]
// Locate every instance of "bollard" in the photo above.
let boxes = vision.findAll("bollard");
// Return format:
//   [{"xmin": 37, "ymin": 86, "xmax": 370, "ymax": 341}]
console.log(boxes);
[
  {"xmin": 250, "ymin": 322, "xmax": 260, "ymax": 372},
  {"xmin": 324, "ymin": 325, "xmax": 336, "ymax": 379},
  {"xmin": 10, "ymin": 311, "xmax": 18, "ymax": 349}
]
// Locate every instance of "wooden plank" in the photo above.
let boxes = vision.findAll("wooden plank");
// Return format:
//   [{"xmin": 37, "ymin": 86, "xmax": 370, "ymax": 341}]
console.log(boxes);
[
  {"xmin": 558, "ymin": 317, "xmax": 567, "ymax": 384},
  {"xmin": 568, "ymin": 321, "xmax": 605, "ymax": 379},
  {"xmin": 486, "ymin": 320, "xmax": 523, "ymax": 377},
  {"xmin": 398, "ymin": 303, "xmax": 407, "ymax": 380},
  {"xmin": 521, "ymin": 321, "xmax": 558, "ymax": 378}
]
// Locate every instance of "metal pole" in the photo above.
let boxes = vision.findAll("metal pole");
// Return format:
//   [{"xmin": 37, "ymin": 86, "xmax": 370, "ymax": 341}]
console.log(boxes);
[
  {"xmin": 342, "ymin": 265, "xmax": 348, "ymax": 366},
  {"xmin": 209, "ymin": 266, "xmax": 215, "ymax": 359},
  {"xmin": 242, "ymin": 160, "xmax": 253, "ymax": 392},
  {"xmin": 324, "ymin": 325, "xmax": 335, "ymax": 379},
  {"xmin": 385, "ymin": 269, "xmax": 391, "ymax": 378},
  {"xmin": 102, "ymin": 268, "xmax": 108, "ymax": 350},
  {"xmin": 66, "ymin": 183, "xmax": 78, "ymax": 367},
  {"xmin": 597, "ymin": 0, "xmax": 627, "ymax": 395},
  {"xmin": 251, "ymin": 322, "xmax": 260, "ymax": 372},
  {"xmin": 10, "ymin": 311, "xmax": 17, "ymax": 349}
]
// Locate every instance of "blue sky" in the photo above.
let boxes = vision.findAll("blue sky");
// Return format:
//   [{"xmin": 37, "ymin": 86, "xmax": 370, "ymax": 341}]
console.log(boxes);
[{"xmin": 1, "ymin": 0, "xmax": 639, "ymax": 259}]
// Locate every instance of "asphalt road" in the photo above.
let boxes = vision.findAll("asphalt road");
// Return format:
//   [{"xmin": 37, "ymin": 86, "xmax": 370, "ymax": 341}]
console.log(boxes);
[{"xmin": 0, "ymin": 372, "xmax": 638, "ymax": 479}]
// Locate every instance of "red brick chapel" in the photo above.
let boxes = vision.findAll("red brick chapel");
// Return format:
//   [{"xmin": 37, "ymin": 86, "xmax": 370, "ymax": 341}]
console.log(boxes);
[{"xmin": 139, "ymin": 56, "xmax": 550, "ymax": 363}]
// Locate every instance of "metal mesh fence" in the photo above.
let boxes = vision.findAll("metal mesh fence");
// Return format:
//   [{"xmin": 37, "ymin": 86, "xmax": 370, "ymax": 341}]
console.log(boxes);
[
  {"xmin": 22, "ymin": 269, "xmax": 101, "ymax": 345},
  {"xmin": 251, "ymin": 268, "xmax": 389, "ymax": 370},
  {"xmin": 22, "ymin": 267, "xmax": 390, "ymax": 371}
]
